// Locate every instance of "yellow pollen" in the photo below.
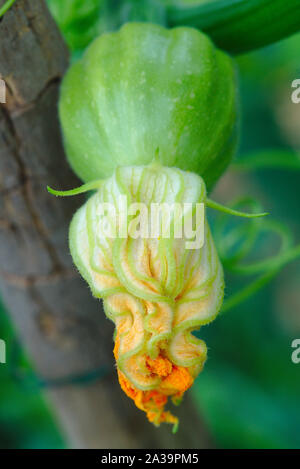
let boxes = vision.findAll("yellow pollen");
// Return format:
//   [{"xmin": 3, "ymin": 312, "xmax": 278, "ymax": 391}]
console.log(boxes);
[{"xmin": 114, "ymin": 333, "xmax": 193, "ymax": 430}]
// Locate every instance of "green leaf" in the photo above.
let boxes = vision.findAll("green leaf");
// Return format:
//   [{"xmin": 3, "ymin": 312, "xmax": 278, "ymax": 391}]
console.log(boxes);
[
  {"xmin": 47, "ymin": 0, "xmax": 104, "ymax": 52},
  {"xmin": 167, "ymin": 0, "xmax": 300, "ymax": 55},
  {"xmin": 46, "ymin": 0, "xmax": 167, "ymax": 54}
]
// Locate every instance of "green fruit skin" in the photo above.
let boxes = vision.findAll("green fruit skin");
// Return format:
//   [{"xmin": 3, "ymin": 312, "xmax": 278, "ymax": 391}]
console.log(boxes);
[{"xmin": 59, "ymin": 22, "xmax": 239, "ymax": 190}]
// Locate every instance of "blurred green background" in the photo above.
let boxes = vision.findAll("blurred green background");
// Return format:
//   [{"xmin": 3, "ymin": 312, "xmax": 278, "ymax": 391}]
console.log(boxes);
[{"xmin": 0, "ymin": 0, "xmax": 299, "ymax": 449}]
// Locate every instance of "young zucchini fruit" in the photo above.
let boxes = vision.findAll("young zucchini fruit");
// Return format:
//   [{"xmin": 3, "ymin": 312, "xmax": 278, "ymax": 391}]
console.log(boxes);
[{"xmin": 56, "ymin": 22, "xmax": 239, "ymax": 430}]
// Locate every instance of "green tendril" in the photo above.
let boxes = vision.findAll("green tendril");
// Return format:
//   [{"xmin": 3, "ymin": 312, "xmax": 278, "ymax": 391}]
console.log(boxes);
[
  {"xmin": 47, "ymin": 179, "xmax": 103, "ymax": 197},
  {"xmin": 225, "ymin": 220, "xmax": 293, "ymax": 275},
  {"xmin": 221, "ymin": 242, "xmax": 300, "ymax": 314},
  {"xmin": 213, "ymin": 196, "xmax": 300, "ymax": 313},
  {"xmin": 0, "ymin": 0, "xmax": 16, "ymax": 18},
  {"xmin": 206, "ymin": 198, "xmax": 269, "ymax": 218},
  {"xmin": 214, "ymin": 197, "xmax": 264, "ymax": 266},
  {"xmin": 232, "ymin": 150, "xmax": 300, "ymax": 172},
  {"xmin": 221, "ymin": 268, "xmax": 279, "ymax": 314}
]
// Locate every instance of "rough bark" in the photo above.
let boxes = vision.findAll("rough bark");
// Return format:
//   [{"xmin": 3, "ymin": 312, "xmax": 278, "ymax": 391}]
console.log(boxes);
[{"xmin": 0, "ymin": 0, "xmax": 212, "ymax": 449}]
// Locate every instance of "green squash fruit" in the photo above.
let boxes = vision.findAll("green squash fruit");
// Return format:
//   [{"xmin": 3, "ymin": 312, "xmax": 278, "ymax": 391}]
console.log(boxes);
[{"xmin": 59, "ymin": 22, "xmax": 238, "ymax": 190}]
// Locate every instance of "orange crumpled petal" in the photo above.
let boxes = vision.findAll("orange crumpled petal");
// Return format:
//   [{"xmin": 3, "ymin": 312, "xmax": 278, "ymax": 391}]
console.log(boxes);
[{"xmin": 114, "ymin": 334, "xmax": 193, "ymax": 430}]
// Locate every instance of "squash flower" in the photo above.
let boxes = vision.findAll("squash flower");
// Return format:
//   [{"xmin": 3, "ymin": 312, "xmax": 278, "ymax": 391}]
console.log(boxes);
[
  {"xmin": 52, "ymin": 21, "xmax": 240, "ymax": 431},
  {"xmin": 68, "ymin": 164, "xmax": 224, "ymax": 431}
]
